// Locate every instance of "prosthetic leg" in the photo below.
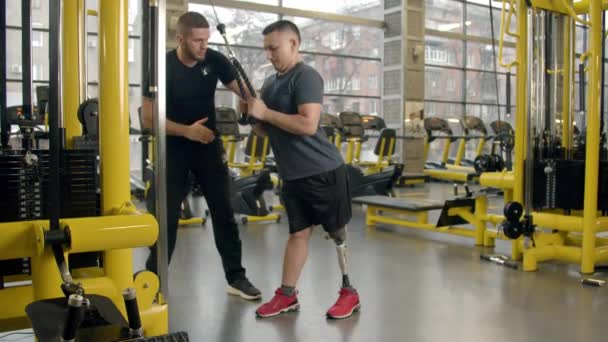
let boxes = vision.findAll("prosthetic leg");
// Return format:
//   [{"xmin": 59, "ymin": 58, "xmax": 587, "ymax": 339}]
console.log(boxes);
[
  {"xmin": 328, "ymin": 227, "xmax": 352, "ymax": 288},
  {"xmin": 326, "ymin": 226, "xmax": 360, "ymax": 319}
]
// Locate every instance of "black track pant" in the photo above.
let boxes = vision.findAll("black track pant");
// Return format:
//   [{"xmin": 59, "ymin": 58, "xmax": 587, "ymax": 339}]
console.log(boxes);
[{"xmin": 148, "ymin": 141, "xmax": 245, "ymax": 283}]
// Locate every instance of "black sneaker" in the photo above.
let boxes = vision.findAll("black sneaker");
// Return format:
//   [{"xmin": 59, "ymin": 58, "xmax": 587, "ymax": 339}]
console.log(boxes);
[{"xmin": 227, "ymin": 277, "xmax": 262, "ymax": 300}]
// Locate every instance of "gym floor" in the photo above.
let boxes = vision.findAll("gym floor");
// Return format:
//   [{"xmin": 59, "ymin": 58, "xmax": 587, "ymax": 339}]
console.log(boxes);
[{"xmin": 127, "ymin": 183, "xmax": 608, "ymax": 342}]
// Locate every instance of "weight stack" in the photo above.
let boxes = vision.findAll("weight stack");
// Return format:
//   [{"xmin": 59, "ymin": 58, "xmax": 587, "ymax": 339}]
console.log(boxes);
[
  {"xmin": 0, "ymin": 149, "xmax": 99, "ymax": 223},
  {"xmin": 0, "ymin": 149, "xmax": 99, "ymax": 278}
]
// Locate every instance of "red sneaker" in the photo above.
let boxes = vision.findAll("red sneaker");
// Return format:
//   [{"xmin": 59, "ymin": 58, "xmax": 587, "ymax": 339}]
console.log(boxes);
[
  {"xmin": 256, "ymin": 288, "xmax": 300, "ymax": 318},
  {"xmin": 326, "ymin": 287, "xmax": 360, "ymax": 319}
]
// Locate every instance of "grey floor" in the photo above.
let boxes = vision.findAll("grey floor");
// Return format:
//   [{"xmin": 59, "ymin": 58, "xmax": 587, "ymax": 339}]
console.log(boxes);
[
  {"xmin": 4, "ymin": 183, "xmax": 606, "ymax": 342},
  {"xmin": 130, "ymin": 183, "xmax": 608, "ymax": 342}
]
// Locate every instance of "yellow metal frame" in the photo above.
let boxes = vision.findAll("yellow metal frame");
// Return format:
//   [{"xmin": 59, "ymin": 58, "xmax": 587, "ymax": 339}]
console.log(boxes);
[
  {"xmin": 220, "ymin": 133, "xmax": 278, "ymax": 224},
  {"xmin": 243, "ymin": 213, "xmax": 280, "ymax": 224},
  {"xmin": 493, "ymin": 0, "xmax": 608, "ymax": 273},
  {"xmin": 423, "ymin": 133, "xmax": 479, "ymax": 182},
  {"xmin": 441, "ymin": 139, "xmax": 452, "ymax": 165},
  {"xmin": 397, "ymin": 177, "xmax": 426, "ymax": 186},
  {"xmin": 222, "ymin": 133, "xmax": 270, "ymax": 177},
  {"xmin": 179, "ymin": 217, "xmax": 205, "ymax": 226},
  {"xmin": 357, "ymin": 137, "xmax": 396, "ymax": 173},
  {"xmin": 445, "ymin": 136, "xmax": 486, "ymax": 173},
  {"xmin": 453, "ymin": 138, "xmax": 467, "ymax": 166},
  {"xmin": 0, "ymin": 0, "xmax": 168, "ymax": 335},
  {"xmin": 423, "ymin": 168, "xmax": 478, "ymax": 183},
  {"xmin": 344, "ymin": 137, "xmax": 362, "ymax": 164},
  {"xmin": 475, "ymin": 137, "xmax": 486, "ymax": 159},
  {"xmin": 331, "ymin": 132, "xmax": 342, "ymax": 149},
  {"xmin": 364, "ymin": 196, "xmax": 508, "ymax": 247}
]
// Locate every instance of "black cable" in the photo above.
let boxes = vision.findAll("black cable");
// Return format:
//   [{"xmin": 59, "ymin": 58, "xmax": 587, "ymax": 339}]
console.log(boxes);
[
  {"xmin": 48, "ymin": 0, "xmax": 63, "ymax": 230},
  {"xmin": 0, "ymin": 0, "xmax": 8, "ymax": 147},
  {"xmin": 48, "ymin": 0, "xmax": 71, "ymax": 284},
  {"xmin": 148, "ymin": 3, "xmax": 158, "ymax": 99},
  {"xmin": 545, "ymin": 14, "xmax": 552, "ymax": 135},
  {"xmin": 601, "ymin": 11, "xmax": 605, "ymax": 146},
  {"xmin": 209, "ymin": 0, "xmax": 257, "ymax": 124}
]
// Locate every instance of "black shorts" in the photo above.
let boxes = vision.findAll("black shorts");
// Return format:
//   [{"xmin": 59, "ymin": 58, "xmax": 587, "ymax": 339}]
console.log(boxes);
[{"xmin": 281, "ymin": 164, "xmax": 352, "ymax": 234}]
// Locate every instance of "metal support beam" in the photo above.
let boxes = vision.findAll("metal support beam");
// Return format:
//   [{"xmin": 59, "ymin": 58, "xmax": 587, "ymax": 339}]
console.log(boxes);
[
  {"xmin": 150, "ymin": 0, "xmax": 170, "ymax": 298},
  {"xmin": 426, "ymin": 28, "xmax": 517, "ymax": 48}
]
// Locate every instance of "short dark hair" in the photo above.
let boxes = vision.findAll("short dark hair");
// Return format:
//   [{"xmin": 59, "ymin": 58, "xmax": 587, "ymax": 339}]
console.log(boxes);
[
  {"xmin": 262, "ymin": 20, "xmax": 301, "ymax": 43},
  {"xmin": 177, "ymin": 12, "xmax": 209, "ymax": 36}
]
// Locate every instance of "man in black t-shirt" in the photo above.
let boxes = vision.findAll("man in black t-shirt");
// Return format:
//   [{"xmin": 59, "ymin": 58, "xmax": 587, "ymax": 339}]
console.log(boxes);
[{"xmin": 142, "ymin": 12, "xmax": 260, "ymax": 300}]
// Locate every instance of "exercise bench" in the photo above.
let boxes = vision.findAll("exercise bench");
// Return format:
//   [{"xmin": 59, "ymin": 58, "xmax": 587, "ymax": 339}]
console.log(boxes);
[{"xmin": 353, "ymin": 195, "xmax": 492, "ymax": 246}]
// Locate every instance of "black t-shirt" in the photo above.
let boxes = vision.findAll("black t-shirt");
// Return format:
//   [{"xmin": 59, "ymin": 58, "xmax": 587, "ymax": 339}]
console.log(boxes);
[{"xmin": 144, "ymin": 48, "xmax": 236, "ymax": 146}]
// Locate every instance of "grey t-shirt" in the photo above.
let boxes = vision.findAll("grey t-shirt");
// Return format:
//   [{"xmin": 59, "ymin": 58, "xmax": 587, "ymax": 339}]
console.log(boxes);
[{"xmin": 261, "ymin": 62, "xmax": 343, "ymax": 181}]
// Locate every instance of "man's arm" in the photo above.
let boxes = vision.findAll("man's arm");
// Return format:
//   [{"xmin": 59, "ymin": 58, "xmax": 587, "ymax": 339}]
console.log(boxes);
[
  {"xmin": 248, "ymin": 99, "xmax": 320, "ymax": 136},
  {"xmin": 142, "ymin": 96, "xmax": 215, "ymax": 144}
]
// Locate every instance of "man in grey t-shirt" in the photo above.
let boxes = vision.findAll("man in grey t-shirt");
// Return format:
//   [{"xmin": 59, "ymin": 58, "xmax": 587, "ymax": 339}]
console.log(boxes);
[{"xmin": 246, "ymin": 20, "xmax": 361, "ymax": 319}]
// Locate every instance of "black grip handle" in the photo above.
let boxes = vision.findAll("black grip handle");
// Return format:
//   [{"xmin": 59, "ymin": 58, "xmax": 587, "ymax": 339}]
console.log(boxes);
[
  {"xmin": 231, "ymin": 59, "xmax": 257, "ymax": 125},
  {"xmin": 217, "ymin": 23, "xmax": 226, "ymax": 35},
  {"xmin": 62, "ymin": 294, "xmax": 84, "ymax": 342},
  {"xmin": 233, "ymin": 58, "xmax": 256, "ymax": 98},
  {"xmin": 580, "ymin": 63, "xmax": 585, "ymax": 112},
  {"xmin": 148, "ymin": 3, "xmax": 158, "ymax": 96},
  {"xmin": 234, "ymin": 74, "xmax": 248, "ymax": 101},
  {"xmin": 123, "ymin": 288, "xmax": 143, "ymax": 337},
  {"xmin": 506, "ymin": 71, "xmax": 511, "ymax": 111}
]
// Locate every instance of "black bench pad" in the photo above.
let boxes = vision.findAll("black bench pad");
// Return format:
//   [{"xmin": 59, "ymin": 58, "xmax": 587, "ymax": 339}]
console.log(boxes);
[{"xmin": 352, "ymin": 195, "xmax": 443, "ymax": 211}]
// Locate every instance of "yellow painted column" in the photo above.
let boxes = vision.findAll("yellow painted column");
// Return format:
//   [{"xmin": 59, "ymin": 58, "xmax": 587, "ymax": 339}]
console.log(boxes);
[
  {"xmin": 454, "ymin": 139, "xmax": 466, "ymax": 165},
  {"xmin": 474, "ymin": 196, "xmax": 487, "ymax": 246},
  {"xmin": 423, "ymin": 136, "xmax": 430, "ymax": 162},
  {"xmin": 441, "ymin": 139, "xmax": 452, "ymax": 164},
  {"xmin": 475, "ymin": 137, "xmax": 486, "ymax": 158},
  {"xmin": 98, "ymin": 0, "xmax": 133, "ymax": 290},
  {"xmin": 581, "ymin": 0, "xmax": 601, "ymax": 274},
  {"xmin": 62, "ymin": 0, "xmax": 83, "ymax": 147},
  {"xmin": 513, "ymin": 0, "xmax": 528, "ymax": 204},
  {"xmin": 510, "ymin": 0, "xmax": 529, "ymax": 262}
]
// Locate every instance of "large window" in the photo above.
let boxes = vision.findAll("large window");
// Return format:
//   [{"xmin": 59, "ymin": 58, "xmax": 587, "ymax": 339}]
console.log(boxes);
[
  {"xmin": 425, "ymin": 0, "xmax": 516, "ymax": 129},
  {"xmin": 425, "ymin": 0, "xmax": 464, "ymax": 33},
  {"xmin": 424, "ymin": 0, "xmax": 518, "ymax": 162},
  {"xmin": 189, "ymin": 1, "xmax": 382, "ymax": 115},
  {"xmin": 282, "ymin": 0, "xmax": 383, "ymax": 20}
]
